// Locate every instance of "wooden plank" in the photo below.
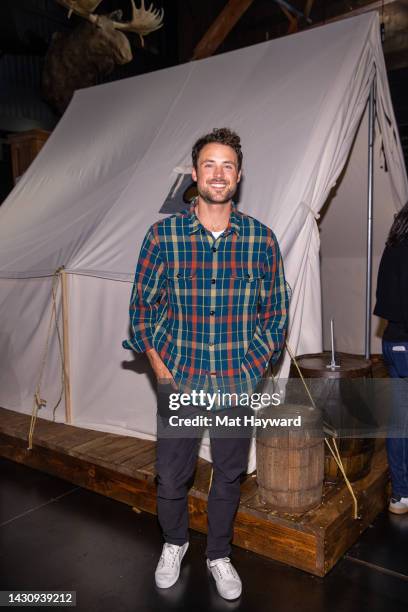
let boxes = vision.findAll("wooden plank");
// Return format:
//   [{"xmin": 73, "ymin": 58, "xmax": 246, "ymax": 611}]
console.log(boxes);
[
  {"xmin": 26, "ymin": 418, "xmax": 66, "ymax": 438},
  {"xmin": 60, "ymin": 433, "xmax": 121, "ymax": 456},
  {"xmin": 136, "ymin": 459, "xmax": 156, "ymax": 481},
  {"xmin": 120, "ymin": 445, "xmax": 158, "ymax": 473},
  {"xmin": 0, "ymin": 410, "xmax": 69, "ymax": 445},
  {"xmin": 0, "ymin": 410, "xmax": 73, "ymax": 447},
  {"xmin": 305, "ymin": 448, "xmax": 388, "ymax": 529},
  {"xmin": 0, "ymin": 406, "xmax": 29, "ymax": 424},
  {"xmin": 0, "ymin": 417, "xmax": 32, "ymax": 440},
  {"xmin": 241, "ymin": 489, "xmax": 317, "ymax": 534},
  {"xmin": 33, "ymin": 421, "xmax": 104, "ymax": 447},
  {"xmin": 323, "ymin": 476, "xmax": 389, "ymax": 573},
  {"xmin": 0, "ymin": 432, "xmax": 157, "ymax": 511},
  {"xmin": 0, "ymin": 408, "xmax": 33, "ymax": 433},
  {"xmin": 192, "ymin": 0, "xmax": 255, "ymax": 60},
  {"xmin": 101, "ymin": 438, "xmax": 152, "ymax": 464},
  {"xmin": 0, "ymin": 409, "xmax": 102, "ymax": 451},
  {"xmin": 66, "ymin": 436, "xmax": 157, "ymax": 479},
  {"xmin": 322, "ymin": 449, "xmax": 389, "ymax": 574},
  {"xmin": 230, "ymin": 508, "xmax": 319, "ymax": 575},
  {"xmin": 238, "ymin": 474, "xmax": 258, "ymax": 504},
  {"xmin": 0, "ymin": 411, "xmax": 156, "ymax": 467},
  {"xmin": 69, "ymin": 434, "xmax": 135, "ymax": 456}
]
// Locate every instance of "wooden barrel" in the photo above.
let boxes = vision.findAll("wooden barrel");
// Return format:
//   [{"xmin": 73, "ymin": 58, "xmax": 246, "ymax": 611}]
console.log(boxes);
[
  {"xmin": 289, "ymin": 352, "xmax": 375, "ymax": 483},
  {"xmin": 256, "ymin": 404, "xmax": 324, "ymax": 513}
]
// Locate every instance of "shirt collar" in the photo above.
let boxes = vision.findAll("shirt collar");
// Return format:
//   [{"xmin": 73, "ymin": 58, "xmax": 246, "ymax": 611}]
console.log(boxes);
[{"xmin": 187, "ymin": 199, "xmax": 241, "ymax": 237}]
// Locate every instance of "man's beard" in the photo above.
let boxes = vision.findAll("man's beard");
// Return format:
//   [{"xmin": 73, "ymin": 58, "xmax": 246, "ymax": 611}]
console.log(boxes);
[{"xmin": 197, "ymin": 182, "xmax": 237, "ymax": 205}]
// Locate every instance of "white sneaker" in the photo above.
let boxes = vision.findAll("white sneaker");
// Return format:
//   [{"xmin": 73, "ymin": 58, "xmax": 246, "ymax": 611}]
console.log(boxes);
[
  {"xmin": 389, "ymin": 496, "xmax": 408, "ymax": 515},
  {"xmin": 207, "ymin": 557, "xmax": 242, "ymax": 600},
  {"xmin": 155, "ymin": 542, "xmax": 189, "ymax": 588}
]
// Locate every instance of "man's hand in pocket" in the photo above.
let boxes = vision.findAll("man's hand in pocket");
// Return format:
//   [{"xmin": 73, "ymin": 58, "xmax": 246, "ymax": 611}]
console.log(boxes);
[{"xmin": 145, "ymin": 348, "xmax": 178, "ymax": 390}]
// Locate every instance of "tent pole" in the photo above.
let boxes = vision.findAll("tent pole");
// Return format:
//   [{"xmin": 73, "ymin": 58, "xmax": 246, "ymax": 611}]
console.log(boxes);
[
  {"xmin": 365, "ymin": 77, "xmax": 376, "ymax": 360},
  {"xmin": 61, "ymin": 269, "xmax": 72, "ymax": 424}
]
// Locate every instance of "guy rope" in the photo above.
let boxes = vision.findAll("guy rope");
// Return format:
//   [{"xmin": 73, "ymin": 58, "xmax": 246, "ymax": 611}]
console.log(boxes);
[
  {"xmin": 285, "ymin": 341, "xmax": 359, "ymax": 519},
  {"xmin": 28, "ymin": 267, "xmax": 67, "ymax": 450}
]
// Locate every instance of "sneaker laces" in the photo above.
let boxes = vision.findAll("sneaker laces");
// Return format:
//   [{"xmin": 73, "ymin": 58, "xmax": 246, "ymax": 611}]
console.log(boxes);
[
  {"xmin": 210, "ymin": 558, "xmax": 238, "ymax": 580},
  {"xmin": 159, "ymin": 543, "xmax": 181, "ymax": 569}
]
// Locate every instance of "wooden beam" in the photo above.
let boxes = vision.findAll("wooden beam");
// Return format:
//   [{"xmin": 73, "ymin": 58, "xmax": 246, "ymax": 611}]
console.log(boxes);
[
  {"xmin": 309, "ymin": 0, "xmax": 408, "ymax": 69},
  {"xmin": 304, "ymin": 0, "xmax": 315, "ymax": 19},
  {"xmin": 314, "ymin": 0, "xmax": 397, "ymax": 25},
  {"xmin": 279, "ymin": 4, "xmax": 298, "ymax": 34},
  {"xmin": 276, "ymin": 0, "xmax": 315, "ymax": 35},
  {"xmin": 192, "ymin": 0, "xmax": 255, "ymax": 60},
  {"xmin": 382, "ymin": 1, "xmax": 408, "ymax": 70}
]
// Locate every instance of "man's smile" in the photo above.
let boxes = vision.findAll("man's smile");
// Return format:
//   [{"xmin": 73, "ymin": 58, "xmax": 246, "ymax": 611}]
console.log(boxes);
[{"xmin": 209, "ymin": 181, "xmax": 228, "ymax": 188}]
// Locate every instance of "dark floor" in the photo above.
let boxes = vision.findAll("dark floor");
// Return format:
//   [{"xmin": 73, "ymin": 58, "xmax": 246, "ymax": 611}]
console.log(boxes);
[{"xmin": 1, "ymin": 458, "xmax": 407, "ymax": 612}]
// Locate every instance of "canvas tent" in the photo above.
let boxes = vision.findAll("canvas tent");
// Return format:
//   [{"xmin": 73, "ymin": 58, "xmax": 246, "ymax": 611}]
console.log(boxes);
[{"xmin": 0, "ymin": 12, "xmax": 407, "ymax": 470}]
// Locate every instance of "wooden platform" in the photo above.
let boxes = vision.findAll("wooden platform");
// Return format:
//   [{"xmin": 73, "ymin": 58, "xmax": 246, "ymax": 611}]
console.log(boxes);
[{"xmin": 0, "ymin": 407, "xmax": 389, "ymax": 577}]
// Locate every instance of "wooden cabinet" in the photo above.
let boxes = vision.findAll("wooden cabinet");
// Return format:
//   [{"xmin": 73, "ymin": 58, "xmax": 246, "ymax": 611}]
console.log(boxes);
[{"xmin": 7, "ymin": 129, "xmax": 50, "ymax": 184}]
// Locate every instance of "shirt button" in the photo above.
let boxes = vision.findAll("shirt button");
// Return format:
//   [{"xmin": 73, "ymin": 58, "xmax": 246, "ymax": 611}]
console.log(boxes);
[
  {"xmin": 212, "ymin": 247, "xmax": 217, "ymax": 252},
  {"xmin": 210, "ymin": 310, "xmax": 215, "ymax": 316},
  {"xmin": 201, "ymin": 228, "xmax": 205, "ymax": 234},
  {"xmin": 211, "ymin": 278, "xmax": 216, "ymax": 284},
  {"xmin": 209, "ymin": 342, "xmax": 214, "ymax": 347}
]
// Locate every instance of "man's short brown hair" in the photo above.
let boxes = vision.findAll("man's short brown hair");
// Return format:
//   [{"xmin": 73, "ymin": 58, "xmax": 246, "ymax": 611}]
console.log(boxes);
[{"xmin": 192, "ymin": 128, "xmax": 243, "ymax": 171}]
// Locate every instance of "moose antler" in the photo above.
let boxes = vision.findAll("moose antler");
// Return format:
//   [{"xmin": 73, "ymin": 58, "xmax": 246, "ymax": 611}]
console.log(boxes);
[
  {"xmin": 56, "ymin": 1, "xmax": 103, "ymax": 21},
  {"xmin": 111, "ymin": 0, "xmax": 164, "ymax": 45},
  {"xmin": 55, "ymin": 0, "xmax": 164, "ymax": 45}
]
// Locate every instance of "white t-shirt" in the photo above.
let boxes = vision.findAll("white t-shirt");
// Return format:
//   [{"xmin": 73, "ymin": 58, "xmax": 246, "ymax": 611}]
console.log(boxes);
[{"xmin": 211, "ymin": 229, "xmax": 226, "ymax": 239}]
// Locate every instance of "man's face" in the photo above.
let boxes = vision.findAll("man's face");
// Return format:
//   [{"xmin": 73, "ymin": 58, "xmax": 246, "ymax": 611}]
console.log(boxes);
[{"xmin": 192, "ymin": 142, "xmax": 241, "ymax": 205}]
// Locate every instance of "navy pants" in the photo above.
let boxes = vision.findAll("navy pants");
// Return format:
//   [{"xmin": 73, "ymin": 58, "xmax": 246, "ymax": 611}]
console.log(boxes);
[
  {"xmin": 382, "ymin": 340, "xmax": 408, "ymax": 497},
  {"xmin": 155, "ymin": 387, "xmax": 252, "ymax": 560}
]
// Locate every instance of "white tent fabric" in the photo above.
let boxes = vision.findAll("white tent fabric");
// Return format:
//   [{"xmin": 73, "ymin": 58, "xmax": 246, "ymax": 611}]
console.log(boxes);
[
  {"xmin": 320, "ymin": 105, "xmax": 401, "ymax": 354},
  {"xmin": 0, "ymin": 13, "xmax": 407, "ymax": 471}
]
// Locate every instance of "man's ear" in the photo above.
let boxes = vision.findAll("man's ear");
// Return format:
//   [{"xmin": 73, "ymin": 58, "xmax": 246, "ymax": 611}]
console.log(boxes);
[
  {"xmin": 237, "ymin": 170, "xmax": 242, "ymax": 183},
  {"xmin": 192, "ymin": 167, "xmax": 197, "ymax": 182}
]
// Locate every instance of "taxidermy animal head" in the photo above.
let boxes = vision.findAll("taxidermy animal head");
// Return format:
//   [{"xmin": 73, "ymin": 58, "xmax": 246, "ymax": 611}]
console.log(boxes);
[{"xmin": 42, "ymin": 0, "xmax": 164, "ymax": 114}]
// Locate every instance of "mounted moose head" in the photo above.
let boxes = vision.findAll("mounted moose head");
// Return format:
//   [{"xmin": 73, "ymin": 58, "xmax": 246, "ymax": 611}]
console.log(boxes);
[{"xmin": 42, "ymin": 0, "xmax": 164, "ymax": 114}]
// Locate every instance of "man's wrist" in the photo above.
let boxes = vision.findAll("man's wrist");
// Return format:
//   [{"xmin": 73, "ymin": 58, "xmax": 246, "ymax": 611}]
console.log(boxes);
[{"xmin": 146, "ymin": 348, "xmax": 172, "ymax": 378}]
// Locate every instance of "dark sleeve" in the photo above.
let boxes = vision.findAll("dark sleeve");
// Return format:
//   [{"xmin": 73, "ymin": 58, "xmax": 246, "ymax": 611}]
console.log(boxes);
[
  {"xmin": 373, "ymin": 246, "xmax": 400, "ymax": 322},
  {"xmin": 398, "ymin": 244, "xmax": 408, "ymax": 331}
]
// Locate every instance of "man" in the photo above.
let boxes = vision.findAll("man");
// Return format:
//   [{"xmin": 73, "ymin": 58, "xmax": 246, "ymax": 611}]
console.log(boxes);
[{"xmin": 123, "ymin": 128, "xmax": 289, "ymax": 600}]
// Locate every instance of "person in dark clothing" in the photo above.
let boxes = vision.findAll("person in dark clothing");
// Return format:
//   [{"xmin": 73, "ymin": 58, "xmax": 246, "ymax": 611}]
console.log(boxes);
[{"xmin": 374, "ymin": 201, "xmax": 408, "ymax": 514}]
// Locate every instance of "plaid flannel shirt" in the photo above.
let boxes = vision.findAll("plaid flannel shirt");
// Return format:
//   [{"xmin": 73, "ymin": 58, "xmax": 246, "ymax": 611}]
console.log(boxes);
[{"xmin": 123, "ymin": 202, "xmax": 289, "ymax": 394}]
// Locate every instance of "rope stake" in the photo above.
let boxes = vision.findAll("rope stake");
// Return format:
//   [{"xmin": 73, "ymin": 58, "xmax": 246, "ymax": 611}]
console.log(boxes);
[{"xmin": 28, "ymin": 267, "xmax": 66, "ymax": 450}]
